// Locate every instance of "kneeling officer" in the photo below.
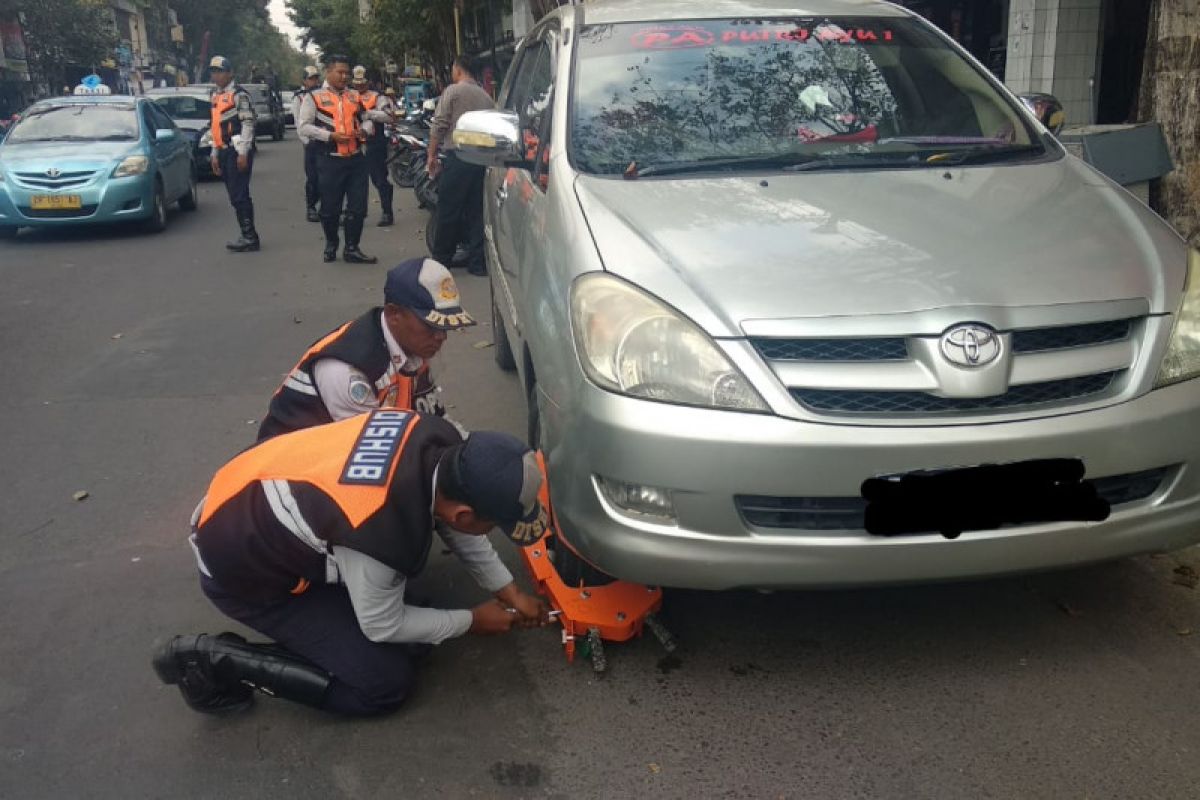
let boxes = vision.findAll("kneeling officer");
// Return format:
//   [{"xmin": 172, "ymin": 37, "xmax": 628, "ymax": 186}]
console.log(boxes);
[{"xmin": 153, "ymin": 411, "xmax": 550, "ymax": 716}]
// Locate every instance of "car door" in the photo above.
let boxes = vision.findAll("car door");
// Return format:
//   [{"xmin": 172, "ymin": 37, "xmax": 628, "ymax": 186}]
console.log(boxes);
[
  {"xmin": 151, "ymin": 103, "xmax": 190, "ymax": 196},
  {"xmin": 487, "ymin": 25, "xmax": 558, "ymax": 346},
  {"xmin": 143, "ymin": 102, "xmax": 180, "ymax": 198}
]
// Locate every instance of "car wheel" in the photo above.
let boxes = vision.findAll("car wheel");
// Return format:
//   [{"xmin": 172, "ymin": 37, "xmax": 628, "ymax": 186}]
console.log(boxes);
[
  {"xmin": 0, "ymin": 225, "xmax": 18, "ymax": 240},
  {"xmin": 144, "ymin": 179, "xmax": 168, "ymax": 233},
  {"xmin": 492, "ymin": 283, "xmax": 516, "ymax": 372},
  {"xmin": 425, "ymin": 211, "xmax": 438, "ymax": 254},
  {"xmin": 178, "ymin": 171, "xmax": 198, "ymax": 211}
]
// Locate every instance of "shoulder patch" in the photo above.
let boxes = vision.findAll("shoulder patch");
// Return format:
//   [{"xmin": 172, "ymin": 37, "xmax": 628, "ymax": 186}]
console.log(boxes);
[
  {"xmin": 340, "ymin": 410, "xmax": 414, "ymax": 486},
  {"xmin": 348, "ymin": 373, "xmax": 373, "ymax": 405}
]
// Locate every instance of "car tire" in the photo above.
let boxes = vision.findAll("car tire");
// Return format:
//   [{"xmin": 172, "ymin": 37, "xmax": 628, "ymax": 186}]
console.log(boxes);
[
  {"xmin": 178, "ymin": 171, "xmax": 199, "ymax": 211},
  {"xmin": 144, "ymin": 179, "xmax": 168, "ymax": 233},
  {"xmin": 425, "ymin": 211, "xmax": 438, "ymax": 254},
  {"xmin": 492, "ymin": 283, "xmax": 517, "ymax": 372},
  {"xmin": 273, "ymin": 121, "xmax": 284, "ymax": 142}
]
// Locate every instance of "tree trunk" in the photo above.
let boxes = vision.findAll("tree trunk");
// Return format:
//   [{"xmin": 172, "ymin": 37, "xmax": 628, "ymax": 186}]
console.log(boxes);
[{"xmin": 1139, "ymin": 0, "xmax": 1200, "ymax": 245}]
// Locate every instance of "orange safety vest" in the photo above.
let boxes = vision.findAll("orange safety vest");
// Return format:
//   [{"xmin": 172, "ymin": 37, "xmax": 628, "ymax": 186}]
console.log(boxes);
[
  {"xmin": 210, "ymin": 88, "xmax": 245, "ymax": 149},
  {"xmin": 312, "ymin": 88, "xmax": 364, "ymax": 156}
]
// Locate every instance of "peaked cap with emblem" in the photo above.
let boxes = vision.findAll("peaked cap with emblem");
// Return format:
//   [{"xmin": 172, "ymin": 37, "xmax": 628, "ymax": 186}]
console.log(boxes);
[{"xmin": 384, "ymin": 258, "xmax": 476, "ymax": 330}]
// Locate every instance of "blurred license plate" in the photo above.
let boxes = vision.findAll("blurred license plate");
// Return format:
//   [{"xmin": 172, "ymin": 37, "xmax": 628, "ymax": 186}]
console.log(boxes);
[
  {"xmin": 861, "ymin": 458, "xmax": 1110, "ymax": 538},
  {"xmin": 31, "ymin": 195, "xmax": 81, "ymax": 210}
]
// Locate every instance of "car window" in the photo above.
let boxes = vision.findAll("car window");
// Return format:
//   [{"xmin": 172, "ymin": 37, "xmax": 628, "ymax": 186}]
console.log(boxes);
[
  {"xmin": 571, "ymin": 17, "xmax": 1040, "ymax": 175},
  {"xmin": 153, "ymin": 95, "xmax": 210, "ymax": 121},
  {"xmin": 149, "ymin": 103, "xmax": 176, "ymax": 132},
  {"xmin": 506, "ymin": 35, "xmax": 555, "ymax": 189},
  {"xmin": 5, "ymin": 103, "xmax": 139, "ymax": 143}
]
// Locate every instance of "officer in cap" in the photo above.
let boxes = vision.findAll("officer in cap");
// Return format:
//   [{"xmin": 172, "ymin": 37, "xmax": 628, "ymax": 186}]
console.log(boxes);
[
  {"xmin": 293, "ymin": 65, "xmax": 323, "ymax": 223},
  {"xmin": 297, "ymin": 54, "xmax": 377, "ymax": 264},
  {"xmin": 208, "ymin": 56, "xmax": 260, "ymax": 252},
  {"xmin": 256, "ymin": 257, "xmax": 472, "ymax": 441},
  {"xmin": 153, "ymin": 411, "xmax": 551, "ymax": 716},
  {"xmin": 352, "ymin": 66, "xmax": 397, "ymax": 227}
]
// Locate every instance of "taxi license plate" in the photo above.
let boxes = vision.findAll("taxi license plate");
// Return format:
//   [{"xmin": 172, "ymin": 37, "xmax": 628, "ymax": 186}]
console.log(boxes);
[{"xmin": 31, "ymin": 194, "xmax": 82, "ymax": 210}]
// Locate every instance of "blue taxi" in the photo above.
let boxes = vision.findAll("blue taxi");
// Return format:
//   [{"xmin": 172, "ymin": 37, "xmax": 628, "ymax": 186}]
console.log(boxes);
[{"xmin": 0, "ymin": 95, "xmax": 197, "ymax": 238}]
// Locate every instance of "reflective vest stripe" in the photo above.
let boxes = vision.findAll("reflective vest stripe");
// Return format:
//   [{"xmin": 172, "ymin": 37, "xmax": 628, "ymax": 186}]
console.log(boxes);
[
  {"xmin": 262, "ymin": 479, "xmax": 325, "ymax": 554},
  {"xmin": 271, "ymin": 322, "xmax": 354, "ymax": 399},
  {"xmin": 312, "ymin": 89, "xmax": 363, "ymax": 157}
]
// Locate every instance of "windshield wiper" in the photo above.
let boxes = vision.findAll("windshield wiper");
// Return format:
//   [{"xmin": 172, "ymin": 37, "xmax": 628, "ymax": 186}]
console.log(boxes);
[
  {"xmin": 783, "ymin": 153, "xmax": 925, "ymax": 172},
  {"xmin": 631, "ymin": 153, "xmax": 831, "ymax": 178},
  {"xmin": 924, "ymin": 144, "xmax": 1044, "ymax": 166}
]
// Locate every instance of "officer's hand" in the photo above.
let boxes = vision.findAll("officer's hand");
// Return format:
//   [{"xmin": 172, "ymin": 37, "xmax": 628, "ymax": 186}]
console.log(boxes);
[
  {"xmin": 469, "ymin": 600, "xmax": 517, "ymax": 635},
  {"xmin": 428, "ymin": 157, "xmax": 442, "ymax": 178},
  {"xmin": 509, "ymin": 592, "xmax": 550, "ymax": 628},
  {"xmin": 236, "ymin": 154, "xmax": 249, "ymax": 172},
  {"xmin": 210, "ymin": 157, "xmax": 221, "ymax": 177},
  {"xmin": 330, "ymin": 131, "xmax": 352, "ymax": 144}
]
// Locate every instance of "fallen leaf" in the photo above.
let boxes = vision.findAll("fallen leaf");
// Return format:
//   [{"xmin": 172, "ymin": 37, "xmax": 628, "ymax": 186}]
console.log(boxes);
[
  {"xmin": 246, "ymin": 419, "xmax": 256, "ymax": 425},
  {"xmin": 1172, "ymin": 565, "xmax": 1198, "ymax": 589},
  {"xmin": 647, "ymin": 763, "xmax": 661, "ymax": 774},
  {"xmin": 473, "ymin": 341, "xmax": 494, "ymax": 350},
  {"xmin": 111, "ymin": 333, "xmax": 123, "ymax": 340},
  {"xmin": 73, "ymin": 491, "xmax": 89, "ymax": 502},
  {"xmin": 1176, "ymin": 628, "xmax": 1193, "ymax": 637},
  {"xmin": 131, "ymin": 557, "xmax": 141, "ymax": 563},
  {"xmin": 292, "ymin": 316, "xmax": 303, "ymax": 324}
]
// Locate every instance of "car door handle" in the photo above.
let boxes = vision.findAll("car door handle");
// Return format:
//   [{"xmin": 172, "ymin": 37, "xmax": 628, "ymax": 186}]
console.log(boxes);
[{"xmin": 495, "ymin": 183, "xmax": 508, "ymax": 204}]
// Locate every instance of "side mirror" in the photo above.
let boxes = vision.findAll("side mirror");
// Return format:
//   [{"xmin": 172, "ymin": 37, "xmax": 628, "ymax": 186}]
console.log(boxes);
[
  {"xmin": 155, "ymin": 128, "xmax": 176, "ymax": 142},
  {"xmin": 452, "ymin": 109, "xmax": 524, "ymax": 168},
  {"xmin": 1018, "ymin": 93, "xmax": 1066, "ymax": 136}
]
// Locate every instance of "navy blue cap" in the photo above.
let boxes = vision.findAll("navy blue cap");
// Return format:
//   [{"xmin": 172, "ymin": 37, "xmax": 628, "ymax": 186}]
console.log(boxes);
[
  {"xmin": 384, "ymin": 258, "xmax": 476, "ymax": 330},
  {"xmin": 208, "ymin": 56, "xmax": 231, "ymax": 72},
  {"xmin": 445, "ymin": 432, "xmax": 548, "ymax": 544}
]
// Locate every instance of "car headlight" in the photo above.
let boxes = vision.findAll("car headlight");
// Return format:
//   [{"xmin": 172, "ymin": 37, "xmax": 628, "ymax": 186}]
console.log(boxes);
[
  {"xmin": 199, "ymin": 129, "xmax": 213, "ymax": 148},
  {"xmin": 570, "ymin": 273, "xmax": 768, "ymax": 411},
  {"xmin": 111, "ymin": 155, "xmax": 149, "ymax": 178},
  {"xmin": 1156, "ymin": 249, "xmax": 1200, "ymax": 388}
]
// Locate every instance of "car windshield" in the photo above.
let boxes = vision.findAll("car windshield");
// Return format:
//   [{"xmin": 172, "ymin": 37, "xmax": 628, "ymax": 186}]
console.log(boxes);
[
  {"xmin": 247, "ymin": 88, "xmax": 269, "ymax": 106},
  {"xmin": 6, "ymin": 103, "xmax": 139, "ymax": 143},
  {"xmin": 152, "ymin": 96, "xmax": 210, "ymax": 121},
  {"xmin": 571, "ymin": 17, "xmax": 1042, "ymax": 176}
]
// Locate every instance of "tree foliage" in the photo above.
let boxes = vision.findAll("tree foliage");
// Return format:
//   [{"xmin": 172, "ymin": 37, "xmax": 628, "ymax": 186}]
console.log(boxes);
[
  {"xmin": 286, "ymin": 0, "xmax": 369, "ymax": 63},
  {"xmin": 173, "ymin": 0, "xmax": 309, "ymax": 87},
  {"xmin": 0, "ymin": 0, "xmax": 117, "ymax": 92}
]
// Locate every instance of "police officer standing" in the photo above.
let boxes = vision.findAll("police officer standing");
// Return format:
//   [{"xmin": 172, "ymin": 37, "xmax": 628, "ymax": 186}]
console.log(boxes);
[
  {"xmin": 427, "ymin": 54, "xmax": 494, "ymax": 276},
  {"xmin": 208, "ymin": 56, "xmax": 260, "ymax": 252},
  {"xmin": 297, "ymin": 55, "xmax": 378, "ymax": 264},
  {"xmin": 293, "ymin": 65, "xmax": 322, "ymax": 223},
  {"xmin": 352, "ymin": 66, "xmax": 397, "ymax": 227}
]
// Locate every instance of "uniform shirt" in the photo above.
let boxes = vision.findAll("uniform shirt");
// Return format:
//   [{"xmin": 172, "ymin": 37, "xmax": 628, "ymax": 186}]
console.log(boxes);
[
  {"xmin": 298, "ymin": 81, "xmax": 375, "ymax": 146},
  {"xmin": 430, "ymin": 80, "xmax": 494, "ymax": 150},
  {"xmin": 212, "ymin": 81, "xmax": 256, "ymax": 157},
  {"xmin": 360, "ymin": 90, "xmax": 396, "ymax": 125},
  {"xmin": 293, "ymin": 88, "xmax": 315, "ymax": 145},
  {"xmin": 311, "ymin": 310, "xmax": 429, "ymax": 420}
]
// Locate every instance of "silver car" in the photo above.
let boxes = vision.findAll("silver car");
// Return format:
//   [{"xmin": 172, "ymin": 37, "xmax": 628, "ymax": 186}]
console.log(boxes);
[{"xmin": 455, "ymin": 0, "xmax": 1200, "ymax": 590}]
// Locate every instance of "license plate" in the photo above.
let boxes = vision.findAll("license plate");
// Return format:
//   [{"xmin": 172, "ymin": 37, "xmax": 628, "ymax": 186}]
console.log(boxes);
[
  {"xmin": 861, "ymin": 459, "xmax": 1110, "ymax": 538},
  {"xmin": 31, "ymin": 194, "xmax": 82, "ymax": 210}
]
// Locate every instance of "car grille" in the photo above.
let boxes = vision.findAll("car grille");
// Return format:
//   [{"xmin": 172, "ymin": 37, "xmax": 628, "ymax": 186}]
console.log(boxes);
[
  {"xmin": 12, "ymin": 170, "xmax": 98, "ymax": 190},
  {"xmin": 792, "ymin": 372, "xmax": 1118, "ymax": 415},
  {"xmin": 19, "ymin": 205, "xmax": 98, "ymax": 219},
  {"xmin": 736, "ymin": 466, "xmax": 1171, "ymax": 531},
  {"xmin": 753, "ymin": 315, "xmax": 1141, "ymax": 420}
]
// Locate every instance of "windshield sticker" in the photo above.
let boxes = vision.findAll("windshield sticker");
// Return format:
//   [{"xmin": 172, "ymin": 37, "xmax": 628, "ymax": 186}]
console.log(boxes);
[{"xmin": 632, "ymin": 23, "xmax": 894, "ymax": 49}]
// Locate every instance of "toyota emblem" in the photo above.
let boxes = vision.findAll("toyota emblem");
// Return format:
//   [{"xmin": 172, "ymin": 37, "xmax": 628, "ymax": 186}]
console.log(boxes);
[
  {"xmin": 940, "ymin": 324, "xmax": 1001, "ymax": 367},
  {"xmin": 46, "ymin": 168, "xmax": 61, "ymax": 178}
]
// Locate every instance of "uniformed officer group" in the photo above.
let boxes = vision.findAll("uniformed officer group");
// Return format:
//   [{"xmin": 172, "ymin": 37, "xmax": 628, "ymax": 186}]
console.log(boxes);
[{"xmin": 153, "ymin": 55, "xmax": 552, "ymax": 718}]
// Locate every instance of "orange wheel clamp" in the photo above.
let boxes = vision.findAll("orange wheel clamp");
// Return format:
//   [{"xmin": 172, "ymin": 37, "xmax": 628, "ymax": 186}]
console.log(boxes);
[{"xmin": 520, "ymin": 453, "xmax": 677, "ymax": 673}]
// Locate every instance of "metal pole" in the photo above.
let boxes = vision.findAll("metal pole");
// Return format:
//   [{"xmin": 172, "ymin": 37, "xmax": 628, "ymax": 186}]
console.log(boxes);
[{"xmin": 454, "ymin": 6, "xmax": 463, "ymax": 56}]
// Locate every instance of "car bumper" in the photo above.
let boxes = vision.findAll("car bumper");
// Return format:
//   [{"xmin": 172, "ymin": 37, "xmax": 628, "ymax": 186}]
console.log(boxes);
[
  {"xmin": 0, "ymin": 174, "xmax": 154, "ymax": 227},
  {"xmin": 544, "ymin": 379, "xmax": 1200, "ymax": 590}
]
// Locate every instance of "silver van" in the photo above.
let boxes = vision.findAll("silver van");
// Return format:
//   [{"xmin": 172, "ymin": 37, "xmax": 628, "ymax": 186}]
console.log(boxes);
[{"xmin": 455, "ymin": 0, "xmax": 1200, "ymax": 589}]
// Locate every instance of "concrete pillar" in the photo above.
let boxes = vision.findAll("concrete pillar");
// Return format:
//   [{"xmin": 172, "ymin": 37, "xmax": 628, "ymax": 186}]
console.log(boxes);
[{"xmin": 1005, "ymin": 0, "xmax": 1103, "ymax": 125}]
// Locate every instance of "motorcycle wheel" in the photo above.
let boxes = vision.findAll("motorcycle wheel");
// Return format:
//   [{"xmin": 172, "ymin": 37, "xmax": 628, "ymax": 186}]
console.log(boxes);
[{"xmin": 425, "ymin": 211, "xmax": 438, "ymax": 253}]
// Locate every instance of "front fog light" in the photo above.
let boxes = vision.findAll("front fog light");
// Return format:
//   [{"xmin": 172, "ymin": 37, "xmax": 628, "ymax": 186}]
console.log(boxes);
[{"xmin": 596, "ymin": 476, "xmax": 677, "ymax": 522}]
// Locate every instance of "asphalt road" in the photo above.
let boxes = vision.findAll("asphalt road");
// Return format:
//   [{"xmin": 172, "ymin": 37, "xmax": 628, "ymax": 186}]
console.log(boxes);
[{"xmin": 1, "ymin": 139, "xmax": 1199, "ymax": 799}]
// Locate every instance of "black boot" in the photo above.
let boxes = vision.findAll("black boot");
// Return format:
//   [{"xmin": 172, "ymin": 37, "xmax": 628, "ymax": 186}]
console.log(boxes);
[
  {"xmin": 152, "ymin": 633, "xmax": 255, "ymax": 715},
  {"xmin": 226, "ymin": 208, "xmax": 260, "ymax": 252},
  {"xmin": 343, "ymin": 215, "xmax": 377, "ymax": 264},
  {"xmin": 377, "ymin": 187, "xmax": 394, "ymax": 226},
  {"xmin": 376, "ymin": 211, "xmax": 394, "ymax": 227},
  {"xmin": 320, "ymin": 216, "xmax": 339, "ymax": 263},
  {"xmin": 153, "ymin": 632, "xmax": 332, "ymax": 713},
  {"xmin": 306, "ymin": 206, "xmax": 320, "ymax": 223}
]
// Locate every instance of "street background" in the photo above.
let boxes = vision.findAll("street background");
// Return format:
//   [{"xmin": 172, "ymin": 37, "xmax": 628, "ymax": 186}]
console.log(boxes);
[{"xmin": 1, "ymin": 142, "xmax": 1199, "ymax": 799}]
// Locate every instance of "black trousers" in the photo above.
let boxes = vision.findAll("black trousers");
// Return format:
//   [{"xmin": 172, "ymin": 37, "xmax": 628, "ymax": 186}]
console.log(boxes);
[
  {"xmin": 303, "ymin": 141, "xmax": 321, "ymax": 210},
  {"xmin": 432, "ymin": 151, "xmax": 485, "ymax": 271},
  {"xmin": 365, "ymin": 136, "xmax": 393, "ymax": 215},
  {"xmin": 201, "ymin": 574, "xmax": 415, "ymax": 716},
  {"xmin": 218, "ymin": 147, "xmax": 254, "ymax": 216},
  {"xmin": 317, "ymin": 152, "xmax": 369, "ymax": 247}
]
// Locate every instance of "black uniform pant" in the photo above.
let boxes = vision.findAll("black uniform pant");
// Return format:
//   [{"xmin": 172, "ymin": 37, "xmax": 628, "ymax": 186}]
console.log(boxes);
[
  {"xmin": 303, "ymin": 141, "xmax": 321, "ymax": 210},
  {"xmin": 432, "ymin": 151, "xmax": 485, "ymax": 272},
  {"xmin": 317, "ymin": 152, "xmax": 369, "ymax": 247},
  {"xmin": 365, "ymin": 136, "xmax": 393, "ymax": 215},
  {"xmin": 201, "ymin": 574, "xmax": 415, "ymax": 716},
  {"xmin": 218, "ymin": 147, "xmax": 254, "ymax": 216}
]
